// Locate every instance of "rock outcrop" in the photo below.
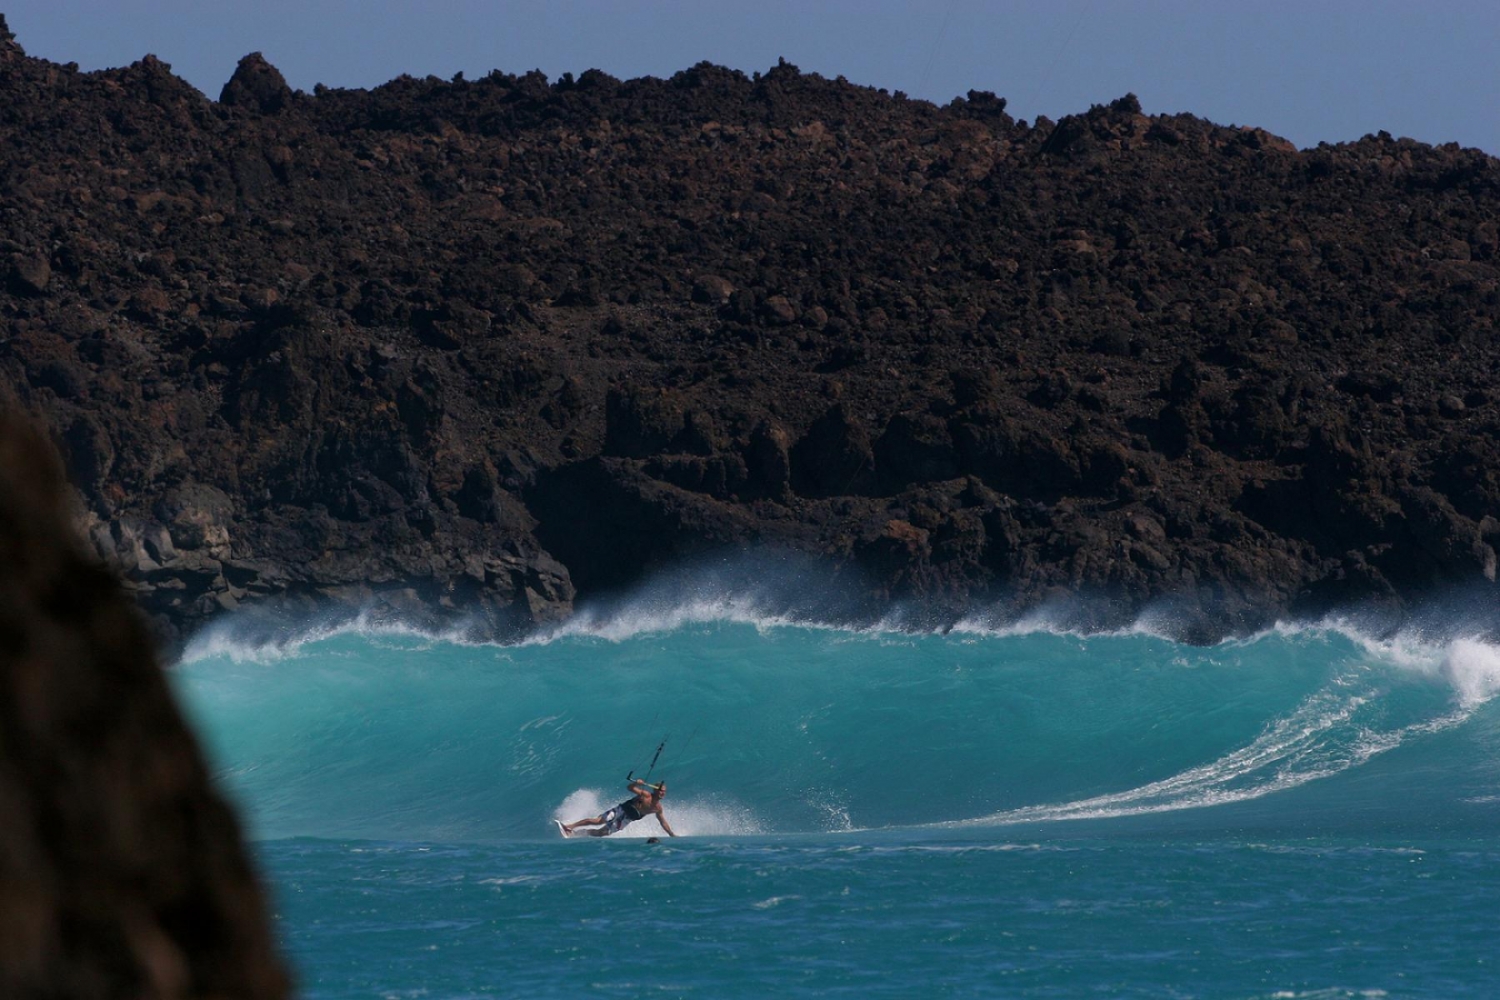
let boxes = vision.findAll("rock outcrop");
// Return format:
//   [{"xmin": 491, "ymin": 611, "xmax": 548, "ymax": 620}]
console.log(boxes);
[
  {"xmin": 0, "ymin": 31, "xmax": 1498, "ymax": 642},
  {"xmin": 0, "ymin": 412, "xmax": 288, "ymax": 997}
]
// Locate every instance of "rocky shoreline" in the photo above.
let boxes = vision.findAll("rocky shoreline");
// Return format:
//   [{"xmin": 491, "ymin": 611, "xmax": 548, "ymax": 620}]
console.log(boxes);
[{"xmin": 2, "ymin": 18, "xmax": 1499, "ymax": 648}]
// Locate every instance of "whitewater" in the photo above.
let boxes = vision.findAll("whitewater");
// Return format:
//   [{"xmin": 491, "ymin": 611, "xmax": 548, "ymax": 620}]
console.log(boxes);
[{"xmin": 170, "ymin": 590, "xmax": 1500, "ymax": 998}]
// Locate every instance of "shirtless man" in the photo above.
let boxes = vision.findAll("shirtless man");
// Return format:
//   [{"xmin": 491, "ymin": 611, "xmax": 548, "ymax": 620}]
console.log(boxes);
[{"xmin": 559, "ymin": 779, "xmax": 677, "ymax": 838}]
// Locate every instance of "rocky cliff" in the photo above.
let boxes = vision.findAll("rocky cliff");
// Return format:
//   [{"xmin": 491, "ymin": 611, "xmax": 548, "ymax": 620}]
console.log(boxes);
[{"xmin": 3, "ymin": 18, "xmax": 1499, "ymax": 644}]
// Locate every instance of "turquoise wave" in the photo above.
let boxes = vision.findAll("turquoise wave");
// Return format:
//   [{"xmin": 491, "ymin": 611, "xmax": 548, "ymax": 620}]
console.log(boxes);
[{"xmin": 170, "ymin": 610, "xmax": 1500, "ymax": 843}]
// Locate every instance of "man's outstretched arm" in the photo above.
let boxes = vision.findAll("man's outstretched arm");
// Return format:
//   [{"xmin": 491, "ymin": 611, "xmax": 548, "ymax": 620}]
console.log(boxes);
[{"xmin": 656, "ymin": 811, "xmax": 677, "ymax": 837}]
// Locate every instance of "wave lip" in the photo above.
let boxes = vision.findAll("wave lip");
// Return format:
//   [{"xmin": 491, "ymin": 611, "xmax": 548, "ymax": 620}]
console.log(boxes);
[
  {"xmin": 177, "ymin": 607, "xmax": 495, "ymax": 666},
  {"xmin": 1275, "ymin": 619, "xmax": 1500, "ymax": 710},
  {"xmin": 524, "ymin": 593, "xmax": 822, "ymax": 645},
  {"xmin": 177, "ymin": 559, "xmax": 1500, "ymax": 662},
  {"xmin": 1438, "ymin": 638, "xmax": 1500, "ymax": 708}
]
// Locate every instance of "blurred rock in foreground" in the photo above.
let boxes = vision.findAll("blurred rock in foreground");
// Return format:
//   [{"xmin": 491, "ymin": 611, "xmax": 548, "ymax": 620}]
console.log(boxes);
[{"xmin": 0, "ymin": 412, "xmax": 287, "ymax": 997}]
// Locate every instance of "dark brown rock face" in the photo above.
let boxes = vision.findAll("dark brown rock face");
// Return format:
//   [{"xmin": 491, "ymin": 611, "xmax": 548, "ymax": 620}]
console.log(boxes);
[
  {"xmin": 0, "ymin": 414, "xmax": 288, "ymax": 998},
  {"xmin": 219, "ymin": 52, "xmax": 292, "ymax": 113},
  {"xmin": 0, "ymin": 34, "xmax": 1498, "ymax": 641}
]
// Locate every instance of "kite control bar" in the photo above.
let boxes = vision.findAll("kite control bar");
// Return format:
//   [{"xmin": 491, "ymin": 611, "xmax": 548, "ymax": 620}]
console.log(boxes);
[{"xmin": 627, "ymin": 737, "xmax": 668, "ymax": 785}]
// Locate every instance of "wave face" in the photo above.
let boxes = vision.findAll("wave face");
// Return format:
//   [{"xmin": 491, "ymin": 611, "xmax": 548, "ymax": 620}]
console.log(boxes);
[{"xmin": 171, "ymin": 611, "xmax": 1500, "ymax": 843}]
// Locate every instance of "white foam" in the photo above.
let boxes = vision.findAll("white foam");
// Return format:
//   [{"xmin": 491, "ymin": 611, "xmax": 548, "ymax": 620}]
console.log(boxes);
[
  {"xmin": 1228, "ymin": 614, "xmax": 1500, "ymax": 713},
  {"xmin": 177, "ymin": 623, "xmax": 327, "ymax": 666},
  {"xmin": 948, "ymin": 600, "xmax": 1193, "ymax": 642},
  {"xmin": 948, "ymin": 606, "xmax": 1068, "ymax": 638},
  {"xmin": 751, "ymin": 895, "xmax": 801, "ymax": 910},
  {"xmin": 177, "ymin": 608, "xmax": 488, "ymax": 667},
  {"xmin": 951, "ymin": 681, "xmax": 1473, "ymax": 828},
  {"xmin": 552, "ymin": 787, "xmax": 764, "ymax": 838},
  {"xmin": 1438, "ymin": 638, "xmax": 1500, "ymax": 708},
  {"xmin": 805, "ymin": 794, "xmax": 855, "ymax": 834},
  {"xmin": 522, "ymin": 593, "xmax": 825, "ymax": 645}
]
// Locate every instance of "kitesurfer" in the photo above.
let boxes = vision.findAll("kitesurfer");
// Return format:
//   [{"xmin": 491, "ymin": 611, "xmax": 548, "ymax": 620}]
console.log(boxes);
[{"xmin": 559, "ymin": 778, "xmax": 676, "ymax": 838}]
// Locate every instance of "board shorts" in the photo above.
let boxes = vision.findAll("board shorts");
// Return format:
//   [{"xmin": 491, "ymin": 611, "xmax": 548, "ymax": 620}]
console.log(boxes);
[{"xmin": 600, "ymin": 802, "xmax": 643, "ymax": 835}]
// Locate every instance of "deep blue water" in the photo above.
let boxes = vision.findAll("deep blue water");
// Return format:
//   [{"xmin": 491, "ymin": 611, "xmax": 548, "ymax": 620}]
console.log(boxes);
[{"xmin": 171, "ymin": 601, "xmax": 1500, "ymax": 998}]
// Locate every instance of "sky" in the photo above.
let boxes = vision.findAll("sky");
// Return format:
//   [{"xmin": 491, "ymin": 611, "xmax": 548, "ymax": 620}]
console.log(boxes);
[{"xmin": 5, "ymin": 1, "xmax": 1498, "ymax": 154}]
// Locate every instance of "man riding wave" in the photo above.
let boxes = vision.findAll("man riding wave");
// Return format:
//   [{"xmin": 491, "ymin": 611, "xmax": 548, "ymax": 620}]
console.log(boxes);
[{"xmin": 558, "ymin": 778, "xmax": 676, "ymax": 838}]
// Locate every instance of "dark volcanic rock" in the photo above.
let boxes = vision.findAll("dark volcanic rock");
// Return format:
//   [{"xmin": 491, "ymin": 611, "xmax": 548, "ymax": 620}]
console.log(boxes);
[
  {"xmin": 0, "ymin": 414, "xmax": 288, "ymax": 997},
  {"xmin": 791, "ymin": 404, "xmax": 877, "ymax": 498},
  {"xmin": 219, "ymin": 52, "xmax": 292, "ymax": 113},
  {"xmin": 0, "ymin": 28, "xmax": 1498, "ymax": 640},
  {"xmin": 8, "ymin": 252, "xmax": 50, "ymax": 295}
]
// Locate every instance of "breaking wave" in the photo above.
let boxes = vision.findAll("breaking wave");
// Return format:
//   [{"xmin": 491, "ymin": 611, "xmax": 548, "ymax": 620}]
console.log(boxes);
[{"xmin": 170, "ymin": 582, "xmax": 1500, "ymax": 843}]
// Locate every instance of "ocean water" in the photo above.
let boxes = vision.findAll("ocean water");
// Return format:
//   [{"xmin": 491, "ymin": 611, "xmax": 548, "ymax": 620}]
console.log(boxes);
[{"xmin": 170, "ymin": 597, "xmax": 1500, "ymax": 998}]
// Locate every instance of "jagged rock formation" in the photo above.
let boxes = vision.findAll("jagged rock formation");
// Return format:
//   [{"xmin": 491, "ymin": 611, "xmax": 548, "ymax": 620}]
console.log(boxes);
[
  {"xmin": 0, "ymin": 410, "xmax": 288, "ymax": 997},
  {"xmin": 1, "ymin": 21, "xmax": 1499, "ymax": 642}
]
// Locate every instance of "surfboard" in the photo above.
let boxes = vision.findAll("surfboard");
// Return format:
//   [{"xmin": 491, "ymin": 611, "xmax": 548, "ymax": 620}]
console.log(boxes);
[{"xmin": 553, "ymin": 819, "xmax": 571, "ymax": 839}]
